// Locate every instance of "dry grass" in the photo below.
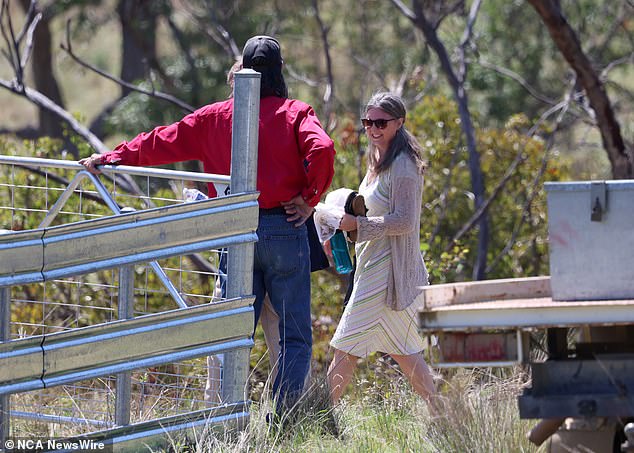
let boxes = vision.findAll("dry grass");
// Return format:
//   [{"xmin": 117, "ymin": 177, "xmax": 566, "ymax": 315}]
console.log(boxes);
[
  {"xmin": 177, "ymin": 366, "xmax": 542, "ymax": 453},
  {"xmin": 7, "ymin": 357, "xmax": 543, "ymax": 452}
]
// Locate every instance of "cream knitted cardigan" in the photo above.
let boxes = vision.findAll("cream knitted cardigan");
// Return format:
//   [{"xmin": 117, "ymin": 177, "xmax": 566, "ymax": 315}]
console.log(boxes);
[{"xmin": 356, "ymin": 152, "xmax": 429, "ymax": 311}]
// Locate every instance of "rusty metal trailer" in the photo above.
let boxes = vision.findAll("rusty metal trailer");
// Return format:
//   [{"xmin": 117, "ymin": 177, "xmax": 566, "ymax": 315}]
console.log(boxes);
[{"xmin": 418, "ymin": 180, "xmax": 634, "ymax": 452}]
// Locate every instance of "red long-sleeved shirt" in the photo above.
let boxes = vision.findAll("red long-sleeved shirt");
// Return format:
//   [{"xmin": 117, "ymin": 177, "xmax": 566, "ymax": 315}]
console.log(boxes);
[{"xmin": 101, "ymin": 97, "xmax": 335, "ymax": 208}]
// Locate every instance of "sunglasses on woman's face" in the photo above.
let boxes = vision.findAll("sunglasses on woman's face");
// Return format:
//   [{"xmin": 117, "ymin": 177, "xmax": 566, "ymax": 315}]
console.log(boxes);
[{"xmin": 361, "ymin": 118, "xmax": 397, "ymax": 129}]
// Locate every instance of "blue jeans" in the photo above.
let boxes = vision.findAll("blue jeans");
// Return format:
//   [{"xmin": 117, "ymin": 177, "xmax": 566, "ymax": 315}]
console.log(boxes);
[
  {"xmin": 219, "ymin": 213, "xmax": 311, "ymax": 409},
  {"xmin": 254, "ymin": 213, "xmax": 311, "ymax": 409}
]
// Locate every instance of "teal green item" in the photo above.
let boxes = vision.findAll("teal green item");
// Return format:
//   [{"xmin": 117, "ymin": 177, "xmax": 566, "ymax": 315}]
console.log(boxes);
[{"xmin": 330, "ymin": 230, "xmax": 353, "ymax": 274}]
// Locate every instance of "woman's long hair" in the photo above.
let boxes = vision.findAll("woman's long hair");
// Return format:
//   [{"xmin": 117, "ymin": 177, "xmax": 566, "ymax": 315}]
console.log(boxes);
[{"xmin": 364, "ymin": 92, "xmax": 426, "ymax": 176}]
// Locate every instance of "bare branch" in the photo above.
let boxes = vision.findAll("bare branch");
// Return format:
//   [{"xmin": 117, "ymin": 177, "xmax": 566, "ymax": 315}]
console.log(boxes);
[
  {"xmin": 445, "ymin": 146, "xmax": 525, "ymax": 252},
  {"xmin": 485, "ymin": 90, "xmax": 573, "ymax": 274},
  {"xmin": 601, "ymin": 52, "xmax": 634, "ymax": 80},
  {"xmin": 5, "ymin": 0, "xmax": 23, "ymax": 84},
  {"xmin": 208, "ymin": 21, "xmax": 240, "ymax": 59},
  {"xmin": 1, "ymin": 0, "xmax": 19, "ymax": 75},
  {"xmin": 0, "ymin": 78, "xmax": 108, "ymax": 152},
  {"xmin": 1, "ymin": 0, "xmax": 40, "ymax": 89},
  {"xmin": 285, "ymin": 64, "xmax": 320, "ymax": 88},
  {"xmin": 185, "ymin": 253, "xmax": 217, "ymax": 275},
  {"xmin": 457, "ymin": 0, "xmax": 482, "ymax": 84},
  {"xmin": 14, "ymin": 0, "xmax": 35, "ymax": 45},
  {"xmin": 459, "ymin": 0, "xmax": 481, "ymax": 49},
  {"xmin": 589, "ymin": 3, "xmax": 632, "ymax": 59},
  {"xmin": 0, "ymin": 125, "xmax": 38, "ymax": 138},
  {"xmin": 61, "ymin": 19, "xmax": 195, "ymax": 113},
  {"xmin": 19, "ymin": 10, "xmax": 40, "ymax": 69},
  {"xmin": 312, "ymin": 0, "xmax": 335, "ymax": 129},
  {"xmin": 390, "ymin": 62, "xmax": 414, "ymax": 97},
  {"xmin": 350, "ymin": 53, "xmax": 389, "ymax": 89},
  {"xmin": 449, "ymin": 82, "xmax": 579, "ymax": 258},
  {"xmin": 175, "ymin": 0, "xmax": 240, "ymax": 59},
  {"xmin": 477, "ymin": 58, "xmax": 557, "ymax": 105},
  {"xmin": 389, "ymin": 0, "xmax": 416, "ymax": 21}
]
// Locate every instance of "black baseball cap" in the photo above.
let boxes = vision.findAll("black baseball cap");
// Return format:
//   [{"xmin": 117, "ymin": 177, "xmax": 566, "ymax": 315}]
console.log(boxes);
[{"xmin": 242, "ymin": 35, "xmax": 283, "ymax": 68}]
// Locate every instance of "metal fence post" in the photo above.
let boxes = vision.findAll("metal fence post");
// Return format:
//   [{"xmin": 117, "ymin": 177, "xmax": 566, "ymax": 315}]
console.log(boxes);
[
  {"xmin": 0, "ymin": 286, "xmax": 10, "ymax": 447},
  {"xmin": 115, "ymin": 266, "xmax": 135, "ymax": 425},
  {"xmin": 222, "ymin": 69, "xmax": 260, "ymax": 403}
]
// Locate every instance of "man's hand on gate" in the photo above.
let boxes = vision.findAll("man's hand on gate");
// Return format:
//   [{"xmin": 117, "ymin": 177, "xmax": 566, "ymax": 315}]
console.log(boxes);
[{"xmin": 78, "ymin": 153, "xmax": 104, "ymax": 174}]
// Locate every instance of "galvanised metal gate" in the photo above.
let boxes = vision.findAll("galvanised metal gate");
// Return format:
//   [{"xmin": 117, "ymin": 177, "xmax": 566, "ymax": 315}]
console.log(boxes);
[{"xmin": 0, "ymin": 70, "xmax": 261, "ymax": 451}]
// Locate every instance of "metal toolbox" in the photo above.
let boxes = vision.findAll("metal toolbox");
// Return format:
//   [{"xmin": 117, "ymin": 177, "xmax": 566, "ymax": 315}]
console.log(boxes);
[{"xmin": 545, "ymin": 180, "xmax": 634, "ymax": 301}]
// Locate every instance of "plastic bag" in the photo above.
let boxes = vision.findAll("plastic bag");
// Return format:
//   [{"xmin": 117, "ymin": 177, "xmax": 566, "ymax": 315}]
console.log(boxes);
[
  {"xmin": 313, "ymin": 202, "xmax": 345, "ymax": 243},
  {"xmin": 183, "ymin": 188, "xmax": 208, "ymax": 202}
]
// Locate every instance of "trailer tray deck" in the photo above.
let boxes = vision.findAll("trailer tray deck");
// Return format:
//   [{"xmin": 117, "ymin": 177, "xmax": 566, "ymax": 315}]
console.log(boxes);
[{"xmin": 418, "ymin": 276, "xmax": 634, "ymax": 332}]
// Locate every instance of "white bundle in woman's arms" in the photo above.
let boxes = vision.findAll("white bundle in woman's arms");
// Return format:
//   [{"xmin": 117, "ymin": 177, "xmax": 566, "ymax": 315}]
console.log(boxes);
[{"xmin": 313, "ymin": 188, "xmax": 355, "ymax": 243}]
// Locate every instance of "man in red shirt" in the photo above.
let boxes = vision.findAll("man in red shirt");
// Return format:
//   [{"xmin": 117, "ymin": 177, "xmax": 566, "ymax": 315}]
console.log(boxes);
[{"xmin": 80, "ymin": 35, "xmax": 335, "ymax": 412}]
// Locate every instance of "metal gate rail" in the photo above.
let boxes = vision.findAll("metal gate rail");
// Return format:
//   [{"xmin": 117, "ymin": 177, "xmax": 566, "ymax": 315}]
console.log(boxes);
[
  {"xmin": 0, "ymin": 192, "xmax": 258, "ymax": 285},
  {"xmin": 0, "ymin": 69, "xmax": 261, "ymax": 449}
]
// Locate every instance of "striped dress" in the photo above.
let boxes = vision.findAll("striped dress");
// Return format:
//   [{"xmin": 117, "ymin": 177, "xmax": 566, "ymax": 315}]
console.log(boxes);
[{"xmin": 330, "ymin": 171, "xmax": 425, "ymax": 358}]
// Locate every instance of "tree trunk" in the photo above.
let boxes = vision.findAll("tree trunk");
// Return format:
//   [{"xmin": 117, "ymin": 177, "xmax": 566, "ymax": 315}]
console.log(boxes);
[
  {"xmin": 18, "ymin": 0, "xmax": 65, "ymax": 140},
  {"xmin": 527, "ymin": 0, "xmax": 632, "ymax": 179},
  {"xmin": 117, "ymin": 0, "xmax": 159, "ymax": 95},
  {"xmin": 88, "ymin": 0, "xmax": 161, "ymax": 137},
  {"xmin": 411, "ymin": 0, "xmax": 489, "ymax": 280}
]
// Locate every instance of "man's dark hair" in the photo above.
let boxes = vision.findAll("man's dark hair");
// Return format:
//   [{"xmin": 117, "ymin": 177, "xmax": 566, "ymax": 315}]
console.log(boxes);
[{"xmin": 242, "ymin": 35, "xmax": 288, "ymax": 98}]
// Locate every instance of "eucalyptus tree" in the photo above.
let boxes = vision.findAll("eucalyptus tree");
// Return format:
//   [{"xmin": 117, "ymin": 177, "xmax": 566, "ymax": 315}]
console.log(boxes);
[
  {"xmin": 14, "ymin": 0, "xmax": 65, "ymax": 139},
  {"xmin": 468, "ymin": 0, "xmax": 633, "ymax": 179},
  {"xmin": 389, "ymin": 0, "xmax": 490, "ymax": 280},
  {"xmin": 527, "ymin": 0, "xmax": 633, "ymax": 179}
]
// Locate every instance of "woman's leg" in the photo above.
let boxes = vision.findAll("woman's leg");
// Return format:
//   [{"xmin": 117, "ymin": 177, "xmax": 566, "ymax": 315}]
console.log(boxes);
[
  {"xmin": 327, "ymin": 348, "xmax": 359, "ymax": 404},
  {"xmin": 390, "ymin": 352, "xmax": 438, "ymax": 409},
  {"xmin": 204, "ymin": 354, "xmax": 223, "ymax": 404}
]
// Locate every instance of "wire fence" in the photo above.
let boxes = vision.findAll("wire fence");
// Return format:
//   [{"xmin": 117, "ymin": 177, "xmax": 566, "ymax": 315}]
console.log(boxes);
[{"xmin": 1, "ymin": 157, "xmax": 231, "ymax": 434}]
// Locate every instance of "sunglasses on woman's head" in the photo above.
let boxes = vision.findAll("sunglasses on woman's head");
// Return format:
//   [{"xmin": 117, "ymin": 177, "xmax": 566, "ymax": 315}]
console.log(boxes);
[{"xmin": 361, "ymin": 118, "xmax": 397, "ymax": 129}]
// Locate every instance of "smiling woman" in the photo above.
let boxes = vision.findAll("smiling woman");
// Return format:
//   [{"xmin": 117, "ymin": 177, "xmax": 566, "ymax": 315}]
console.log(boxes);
[
  {"xmin": 363, "ymin": 108, "xmax": 403, "ymax": 158},
  {"xmin": 327, "ymin": 91, "xmax": 438, "ymax": 412}
]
